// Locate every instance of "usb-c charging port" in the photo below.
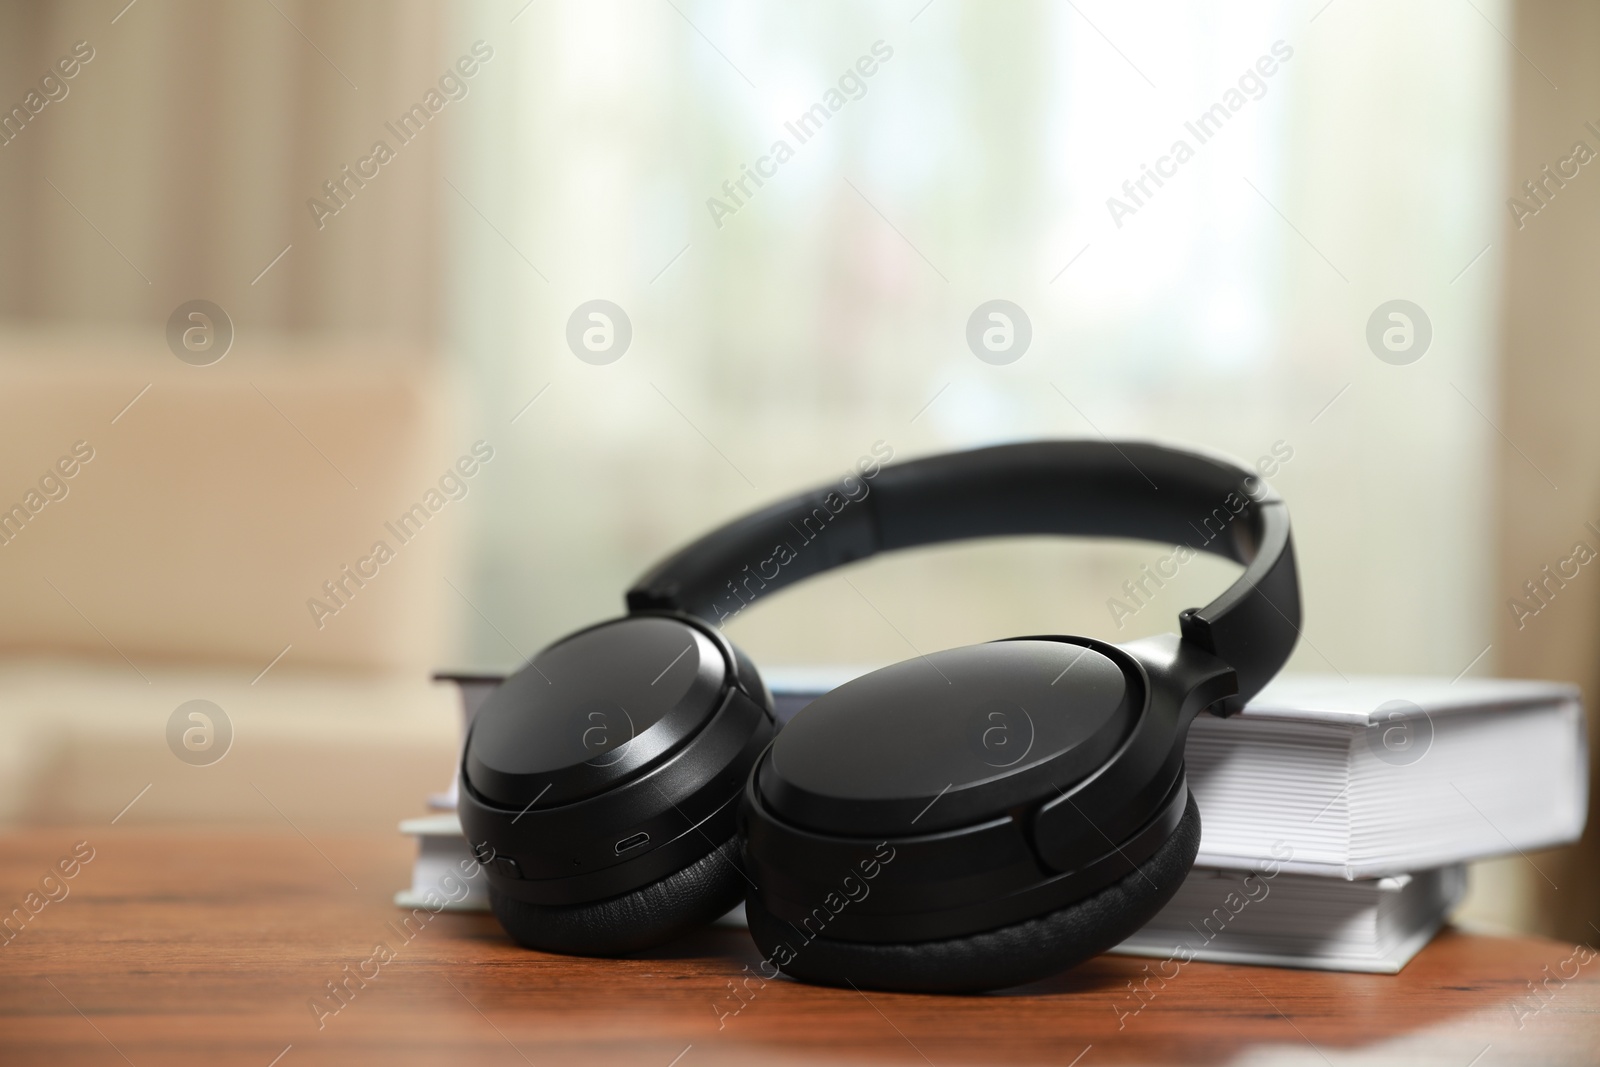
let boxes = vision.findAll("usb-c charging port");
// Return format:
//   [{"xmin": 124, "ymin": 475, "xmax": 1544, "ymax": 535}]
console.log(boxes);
[{"xmin": 614, "ymin": 832, "xmax": 650, "ymax": 855}]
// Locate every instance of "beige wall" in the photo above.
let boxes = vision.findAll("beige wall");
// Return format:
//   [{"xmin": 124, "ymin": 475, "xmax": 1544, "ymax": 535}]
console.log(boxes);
[{"xmin": 1498, "ymin": 1, "xmax": 1600, "ymax": 942}]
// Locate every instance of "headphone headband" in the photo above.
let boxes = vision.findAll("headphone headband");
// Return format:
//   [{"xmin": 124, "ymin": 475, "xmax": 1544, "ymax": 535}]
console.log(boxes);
[{"xmin": 627, "ymin": 440, "xmax": 1300, "ymax": 710}]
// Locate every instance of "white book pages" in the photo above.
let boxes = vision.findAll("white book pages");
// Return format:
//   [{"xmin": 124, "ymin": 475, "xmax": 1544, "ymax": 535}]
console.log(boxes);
[
  {"xmin": 1189, "ymin": 679, "xmax": 1586, "ymax": 877},
  {"xmin": 1111, "ymin": 865, "xmax": 1467, "ymax": 974},
  {"xmin": 394, "ymin": 813, "xmax": 491, "ymax": 912}
]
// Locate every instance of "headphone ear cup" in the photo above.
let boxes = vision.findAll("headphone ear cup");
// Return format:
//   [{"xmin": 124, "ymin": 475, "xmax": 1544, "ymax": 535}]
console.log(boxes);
[
  {"xmin": 745, "ymin": 791, "xmax": 1201, "ymax": 993},
  {"xmin": 489, "ymin": 836, "xmax": 745, "ymax": 957},
  {"xmin": 462, "ymin": 615, "xmax": 776, "ymax": 957}
]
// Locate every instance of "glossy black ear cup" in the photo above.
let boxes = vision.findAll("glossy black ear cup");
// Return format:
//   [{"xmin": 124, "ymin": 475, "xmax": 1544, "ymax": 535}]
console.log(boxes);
[
  {"xmin": 488, "ymin": 836, "xmax": 745, "ymax": 956},
  {"xmin": 741, "ymin": 636, "xmax": 1228, "ymax": 993},
  {"xmin": 746, "ymin": 793, "xmax": 1200, "ymax": 993},
  {"xmin": 458, "ymin": 614, "xmax": 775, "ymax": 956}
]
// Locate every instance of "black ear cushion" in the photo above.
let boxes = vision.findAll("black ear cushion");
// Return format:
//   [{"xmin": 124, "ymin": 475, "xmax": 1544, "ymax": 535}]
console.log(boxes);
[
  {"xmin": 489, "ymin": 836, "xmax": 746, "ymax": 957},
  {"xmin": 745, "ymin": 792, "xmax": 1201, "ymax": 993}
]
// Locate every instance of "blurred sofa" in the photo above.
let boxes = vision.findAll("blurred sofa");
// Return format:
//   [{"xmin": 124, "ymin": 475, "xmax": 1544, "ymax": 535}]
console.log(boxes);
[{"xmin": 0, "ymin": 327, "xmax": 468, "ymax": 830}]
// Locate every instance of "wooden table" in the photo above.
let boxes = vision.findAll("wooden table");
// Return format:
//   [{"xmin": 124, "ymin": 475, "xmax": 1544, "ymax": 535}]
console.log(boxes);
[{"xmin": 2, "ymin": 828, "xmax": 1597, "ymax": 1066}]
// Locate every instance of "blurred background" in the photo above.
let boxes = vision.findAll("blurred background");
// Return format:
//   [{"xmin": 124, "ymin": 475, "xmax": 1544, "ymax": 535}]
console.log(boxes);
[{"xmin": 0, "ymin": 0, "xmax": 1593, "ymax": 944}]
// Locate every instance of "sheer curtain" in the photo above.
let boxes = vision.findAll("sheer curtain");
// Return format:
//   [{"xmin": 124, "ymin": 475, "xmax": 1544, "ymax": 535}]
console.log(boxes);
[
  {"xmin": 0, "ymin": 0, "xmax": 447, "ymax": 338},
  {"xmin": 447, "ymin": 0, "xmax": 1505, "ymax": 686}
]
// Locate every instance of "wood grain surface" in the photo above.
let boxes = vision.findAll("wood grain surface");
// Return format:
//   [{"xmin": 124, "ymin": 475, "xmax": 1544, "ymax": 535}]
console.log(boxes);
[{"xmin": 1, "ymin": 827, "xmax": 1597, "ymax": 1066}]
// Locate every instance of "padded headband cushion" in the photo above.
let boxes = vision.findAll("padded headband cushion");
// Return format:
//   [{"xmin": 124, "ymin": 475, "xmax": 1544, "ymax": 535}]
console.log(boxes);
[
  {"xmin": 743, "ymin": 792, "xmax": 1201, "ymax": 994},
  {"xmin": 488, "ymin": 836, "xmax": 746, "ymax": 957},
  {"xmin": 628, "ymin": 441, "xmax": 1299, "ymax": 709}
]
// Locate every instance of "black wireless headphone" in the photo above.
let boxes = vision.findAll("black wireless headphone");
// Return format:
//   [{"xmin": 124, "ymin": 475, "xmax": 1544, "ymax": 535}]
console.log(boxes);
[{"xmin": 458, "ymin": 440, "xmax": 1300, "ymax": 993}]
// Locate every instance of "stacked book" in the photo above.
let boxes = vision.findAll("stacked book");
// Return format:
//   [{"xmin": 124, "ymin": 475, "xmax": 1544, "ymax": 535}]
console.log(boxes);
[
  {"xmin": 404, "ymin": 670, "xmax": 1587, "ymax": 972},
  {"xmin": 1118, "ymin": 675, "xmax": 1585, "ymax": 971},
  {"xmin": 394, "ymin": 673, "xmax": 501, "ymax": 912}
]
